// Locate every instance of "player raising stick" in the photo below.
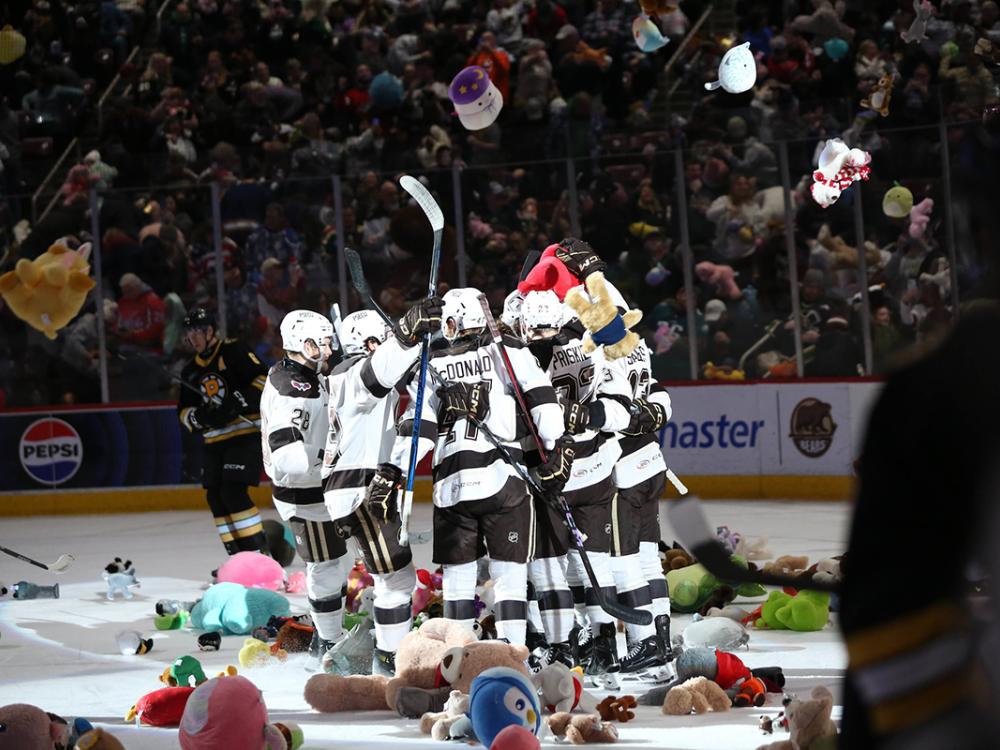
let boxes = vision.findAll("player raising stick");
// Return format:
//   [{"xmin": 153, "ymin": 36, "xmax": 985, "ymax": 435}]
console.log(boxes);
[{"xmin": 322, "ymin": 298, "xmax": 443, "ymax": 674}]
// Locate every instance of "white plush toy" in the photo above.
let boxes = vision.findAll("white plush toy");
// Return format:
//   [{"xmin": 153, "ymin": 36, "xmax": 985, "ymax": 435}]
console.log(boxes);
[
  {"xmin": 705, "ymin": 42, "xmax": 757, "ymax": 94},
  {"xmin": 810, "ymin": 138, "xmax": 871, "ymax": 208},
  {"xmin": 901, "ymin": 0, "xmax": 933, "ymax": 44},
  {"xmin": 531, "ymin": 662, "xmax": 599, "ymax": 714}
]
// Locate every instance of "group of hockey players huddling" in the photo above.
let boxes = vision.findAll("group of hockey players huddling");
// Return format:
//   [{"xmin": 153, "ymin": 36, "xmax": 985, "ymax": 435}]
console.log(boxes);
[{"xmin": 257, "ymin": 238, "xmax": 674, "ymax": 682}]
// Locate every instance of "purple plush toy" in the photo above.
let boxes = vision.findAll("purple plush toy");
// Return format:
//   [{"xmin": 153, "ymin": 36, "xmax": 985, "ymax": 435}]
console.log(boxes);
[{"xmin": 448, "ymin": 66, "xmax": 503, "ymax": 131}]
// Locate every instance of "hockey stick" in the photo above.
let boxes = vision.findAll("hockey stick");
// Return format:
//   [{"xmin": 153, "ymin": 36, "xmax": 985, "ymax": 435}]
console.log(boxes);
[
  {"xmin": 167, "ymin": 372, "xmax": 257, "ymax": 427},
  {"xmin": 345, "ymin": 253, "xmax": 649, "ymax": 624},
  {"xmin": 397, "ymin": 176, "xmax": 444, "ymax": 545},
  {"xmin": 329, "ymin": 302, "xmax": 343, "ymax": 353},
  {"xmin": 0, "ymin": 545, "xmax": 74, "ymax": 573},
  {"xmin": 667, "ymin": 496, "xmax": 839, "ymax": 593},
  {"xmin": 519, "ymin": 250, "xmax": 541, "ymax": 282},
  {"xmin": 477, "ymin": 295, "xmax": 652, "ymax": 626}
]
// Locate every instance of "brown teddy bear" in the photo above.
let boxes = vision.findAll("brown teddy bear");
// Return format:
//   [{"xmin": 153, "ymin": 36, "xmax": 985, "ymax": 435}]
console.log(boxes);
[
  {"xmin": 304, "ymin": 618, "xmax": 530, "ymax": 717},
  {"xmin": 756, "ymin": 686, "xmax": 837, "ymax": 750},
  {"xmin": 814, "ymin": 225, "xmax": 883, "ymax": 272},
  {"xmin": 662, "ymin": 677, "xmax": 732, "ymax": 715},
  {"xmin": 860, "ymin": 73, "xmax": 894, "ymax": 117},
  {"xmin": 762, "ymin": 555, "xmax": 810, "ymax": 577},
  {"xmin": 662, "ymin": 547, "xmax": 695, "ymax": 572},
  {"xmin": 596, "ymin": 695, "xmax": 637, "ymax": 722},
  {"xmin": 547, "ymin": 712, "xmax": 620, "ymax": 744}
]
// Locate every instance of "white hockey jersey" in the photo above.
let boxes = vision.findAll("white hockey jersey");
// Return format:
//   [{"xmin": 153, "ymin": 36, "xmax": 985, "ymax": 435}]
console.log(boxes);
[
  {"xmin": 614, "ymin": 340, "xmax": 672, "ymax": 489},
  {"xmin": 322, "ymin": 336, "xmax": 422, "ymax": 520},
  {"xmin": 261, "ymin": 358, "xmax": 330, "ymax": 520},
  {"xmin": 530, "ymin": 321, "xmax": 632, "ymax": 494},
  {"xmin": 391, "ymin": 333, "xmax": 564, "ymax": 509}
]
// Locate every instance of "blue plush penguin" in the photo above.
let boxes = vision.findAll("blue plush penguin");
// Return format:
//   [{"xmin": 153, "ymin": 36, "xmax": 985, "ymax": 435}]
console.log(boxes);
[{"xmin": 468, "ymin": 667, "xmax": 541, "ymax": 748}]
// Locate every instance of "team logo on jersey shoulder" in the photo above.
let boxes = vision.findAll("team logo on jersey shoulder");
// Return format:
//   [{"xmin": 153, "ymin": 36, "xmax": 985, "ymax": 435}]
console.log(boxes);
[
  {"xmin": 508, "ymin": 531, "xmax": 519, "ymax": 544},
  {"xmin": 291, "ymin": 379, "xmax": 311, "ymax": 392}
]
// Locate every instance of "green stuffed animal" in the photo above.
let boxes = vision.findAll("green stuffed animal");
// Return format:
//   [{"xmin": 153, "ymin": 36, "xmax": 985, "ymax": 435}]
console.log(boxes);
[
  {"xmin": 755, "ymin": 590, "xmax": 830, "ymax": 631},
  {"xmin": 666, "ymin": 557, "xmax": 766, "ymax": 614}
]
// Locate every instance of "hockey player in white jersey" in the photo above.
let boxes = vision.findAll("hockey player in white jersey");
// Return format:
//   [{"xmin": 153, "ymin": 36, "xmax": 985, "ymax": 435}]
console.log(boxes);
[
  {"xmin": 610, "ymin": 337, "xmax": 674, "ymax": 674},
  {"xmin": 519, "ymin": 289, "xmax": 633, "ymax": 676},
  {"xmin": 321, "ymin": 297, "xmax": 443, "ymax": 675},
  {"xmin": 371, "ymin": 288, "xmax": 568, "ymax": 647},
  {"xmin": 260, "ymin": 310, "xmax": 337, "ymax": 650}
]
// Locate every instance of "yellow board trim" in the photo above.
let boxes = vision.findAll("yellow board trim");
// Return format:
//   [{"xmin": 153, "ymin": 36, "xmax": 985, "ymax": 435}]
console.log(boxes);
[{"xmin": 0, "ymin": 475, "xmax": 852, "ymax": 516}]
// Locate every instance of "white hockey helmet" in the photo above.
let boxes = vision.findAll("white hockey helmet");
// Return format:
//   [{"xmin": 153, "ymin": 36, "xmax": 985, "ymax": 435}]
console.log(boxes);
[
  {"xmin": 280, "ymin": 310, "xmax": 334, "ymax": 363},
  {"xmin": 340, "ymin": 309, "xmax": 391, "ymax": 355},
  {"xmin": 500, "ymin": 290, "xmax": 524, "ymax": 334},
  {"xmin": 519, "ymin": 290, "xmax": 563, "ymax": 340},
  {"xmin": 441, "ymin": 287, "xmax": 487, "ymax": 341}
]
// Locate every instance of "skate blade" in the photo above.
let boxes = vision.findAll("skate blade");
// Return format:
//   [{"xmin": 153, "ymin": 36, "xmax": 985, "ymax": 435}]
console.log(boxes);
[{"xmin": 585, "ymin": 672, "xmax": 622, "ymax": 690}]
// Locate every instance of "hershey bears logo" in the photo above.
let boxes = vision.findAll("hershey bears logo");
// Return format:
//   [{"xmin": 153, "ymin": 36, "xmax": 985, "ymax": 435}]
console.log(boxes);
[
  {"xmin": 789, "ymin": 398, "xmax": 837, "ymax": 458},
  {"xmin": 200, "ymin": 374, "xmax": 227, "ymax": 400}
]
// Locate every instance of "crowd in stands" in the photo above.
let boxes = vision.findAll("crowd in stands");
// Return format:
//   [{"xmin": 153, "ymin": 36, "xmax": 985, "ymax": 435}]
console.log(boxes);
[{"xmin": 0, "ymin": 0, "xmax": 996, "ymax": 407}]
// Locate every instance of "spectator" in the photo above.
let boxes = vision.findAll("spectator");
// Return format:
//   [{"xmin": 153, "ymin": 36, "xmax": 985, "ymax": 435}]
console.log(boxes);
[
  {"xmin": 705, "ymin": 170, "xmax": 765, "ymax": 263},
  {"xmin": 244, "ymin": 202, "xmax": 301, "ymax": 280},
  {"xmin": 116, "ymin": 272, "xmax": 166, "ymax": 352},
  {"xmin": 256, "ymin": 256, "xmax": 304, "ymax": 327}
]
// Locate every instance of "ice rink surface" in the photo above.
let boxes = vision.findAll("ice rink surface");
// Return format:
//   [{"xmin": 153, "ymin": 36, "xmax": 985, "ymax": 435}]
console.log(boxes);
[{"xmin": 0, "ymin": 500, "xmax": 850, "ymax": 749}]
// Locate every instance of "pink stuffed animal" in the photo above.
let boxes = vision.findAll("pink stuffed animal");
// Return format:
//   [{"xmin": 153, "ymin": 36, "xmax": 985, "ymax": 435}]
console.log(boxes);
[
  {"xmin": 215, "ymin": 552, "xmax": 285, "ymax": 592},
  {"xmin": 0, "ymin": 704, "xmax": 69, "ymax": 750},
  {"xmin": 412, "ymin": 568, "xmax": 443, "ymax": 617},
  {"xmin": 179, "ymin": 676, "xmax": 294, "ymax": 750},
  {"xmin": 695, "ymin": 262, "xmax": 741, "ymax": 300},
  {"xmin": 346, "ymin": 560, "xmax": 374, "ymax": 614},
  {"xmin": 908, "ymin": 198, "xmax": 933, "ymax": 240}
]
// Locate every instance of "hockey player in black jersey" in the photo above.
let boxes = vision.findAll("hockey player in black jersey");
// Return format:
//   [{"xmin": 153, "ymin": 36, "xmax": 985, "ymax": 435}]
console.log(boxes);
[
  {"xmin": 261, "ymin": 310, "xmax": 338, "ymax": 650},
  {"xmin": 177, "ymin": 308, "xmax": 269, "ymax": 555},
  {"xmin": 378, "ymin": 287, "xmax": 568, "ymax": 648},
  {"xmin": 322, "ymin": 298, "xmax": 443, "ymax": 675}
]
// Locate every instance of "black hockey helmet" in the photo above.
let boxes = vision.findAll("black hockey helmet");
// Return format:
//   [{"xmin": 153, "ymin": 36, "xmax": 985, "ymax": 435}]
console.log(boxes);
[{"xmin": 183, "ymin": 307, "xmax": 216, "ymax": 331}]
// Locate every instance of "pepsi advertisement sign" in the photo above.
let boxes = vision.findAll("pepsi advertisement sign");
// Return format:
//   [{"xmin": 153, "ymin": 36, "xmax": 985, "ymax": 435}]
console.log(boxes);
[
  {"xmin": 19, "ymin": 418, "xmax": 83, "ymax": 486},
  {"xmin": 1, "ymin": 405, "xmax": 198, "ymax": 492}
]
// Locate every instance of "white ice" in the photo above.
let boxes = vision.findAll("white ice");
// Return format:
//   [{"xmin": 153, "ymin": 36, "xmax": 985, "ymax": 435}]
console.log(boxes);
[{"xmin": 0, "ymin": 500, "xmax": 849, "ymax": 749}]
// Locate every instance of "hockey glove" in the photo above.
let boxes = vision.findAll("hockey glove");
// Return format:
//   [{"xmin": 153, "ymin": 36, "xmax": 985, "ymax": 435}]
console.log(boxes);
[
  {"xmin": 621, "ymin": 399, "xmax": 668, "ymax": 437},
  {"xmin": 394, "ymin": 295, "xmax": 445, "ymax": 347},
  {"xmin": 366, "ymin": 463, "xmax": 403, "ymax": 523},
  {"xmin": 554, "ymin": 238, "xmax": 607, "ymax": 280},
  {"xmin": 561, "ymin": 400, "xmax": 606, "ymax": 435},
  {"xmin": 530, "ymin": 436, "xmax": 576, "ymax": 497},
  {"xmin": 437, "ymin": 381, "xmax": 490, "ymax": 430}
]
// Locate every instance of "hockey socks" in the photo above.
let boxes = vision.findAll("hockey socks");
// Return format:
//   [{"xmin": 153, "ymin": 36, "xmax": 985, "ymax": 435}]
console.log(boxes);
[
  {"xmin": 529, "ymin": 556, "xmax": 576, "ymax": 644},
  {"xmin": 640, "ymin": 541, "xmax": 671, "ymax": 618},
  {"xmin": 373, "ymin": 567, "xmax": 415, "ymax": 653},
  {"xmin": 611, "ymin": 552, "xmax": 656, "ymax": 641},
  {"xmin": 490, "ymin": 559, "xmax": 528, "ymax": 646}
]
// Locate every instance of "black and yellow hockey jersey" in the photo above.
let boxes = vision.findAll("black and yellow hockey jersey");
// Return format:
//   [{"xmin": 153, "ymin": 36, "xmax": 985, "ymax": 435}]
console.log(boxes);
[{"xmin": 177, "ymin": 338, "xmax": 268, "ymax": 445}]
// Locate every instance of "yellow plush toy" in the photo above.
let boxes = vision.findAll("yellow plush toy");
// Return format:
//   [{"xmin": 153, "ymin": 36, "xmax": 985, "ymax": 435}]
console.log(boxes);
[
  {"xmin": 238, "ymin": 637, "xmax": 287, "ymax": 668},
  {"xmin": 0, "ymin": 242, "xmax": 95, "ymax": 339},
  {"xmin": 564, "ymin": 272, "xmax": 642, "ymax": 361}
]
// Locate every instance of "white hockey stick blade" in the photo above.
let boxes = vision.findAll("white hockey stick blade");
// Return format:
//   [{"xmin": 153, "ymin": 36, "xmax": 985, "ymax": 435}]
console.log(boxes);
[
  {"xmin": 666, "ymin": 469, "xmax": 689, "ymax": 495},
  {"xmin": 49, "ymin": 554, "xmax": 75, "ymax": 573},
  {"xmin": 667, "ymin": 496, "xmax": 839, "ymax": 593},
  {"xmin": 399, "ymin": 175, "xmax": 445, "ymax": 231}
]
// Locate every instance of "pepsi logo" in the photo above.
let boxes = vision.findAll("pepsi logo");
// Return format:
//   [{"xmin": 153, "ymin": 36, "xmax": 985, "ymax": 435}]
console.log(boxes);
[{"xmin": 19, "ymin": 418, "xmax": 83, "ymax": 486}]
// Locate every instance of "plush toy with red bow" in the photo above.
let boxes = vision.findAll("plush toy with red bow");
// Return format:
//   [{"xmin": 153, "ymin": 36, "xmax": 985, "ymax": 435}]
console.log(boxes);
[{"xmin": 810, "ymin": 139, "xmax": 871, "ymax": 208}]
